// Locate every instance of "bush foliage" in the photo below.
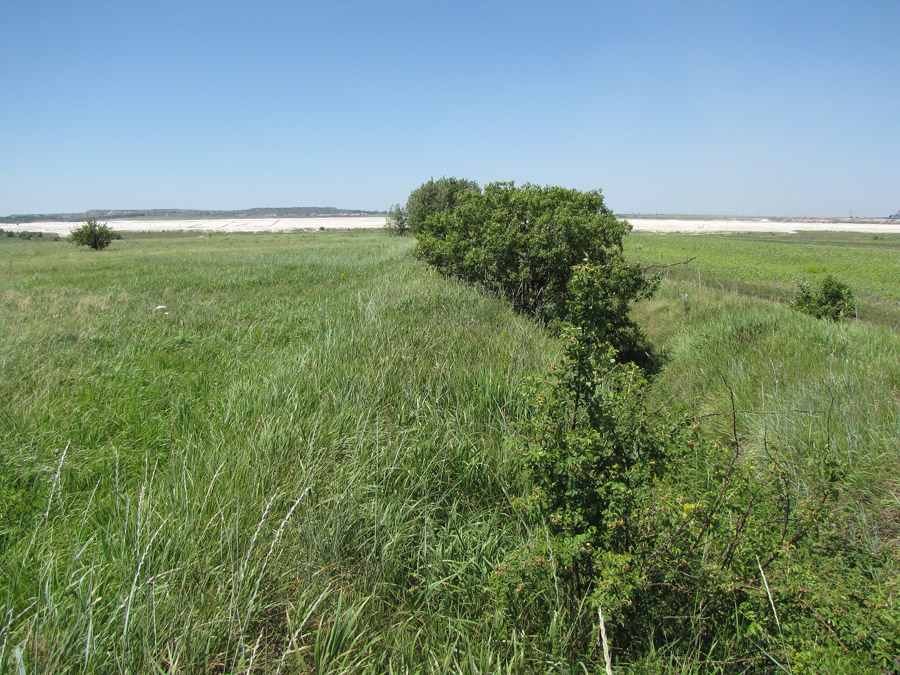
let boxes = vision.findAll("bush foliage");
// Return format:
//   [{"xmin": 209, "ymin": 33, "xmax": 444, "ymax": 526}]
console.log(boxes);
[
  {"xmin": 405, "ymin": 176, "xmax": 478, "ymax": 234},
  {"xmin": 384, "ymin": 203, "xmax": 409, "ymax": 236},
  {"xmin": 414, "ymin": 182, "xmax": 656, "ymax": 343},
  {"xmin": 792, "ymin": 273, "xmax": 855, "ymax": 321},
  {"xmin": 69, "ymin": 218, "xmax": 118, "ymax": 250},
  {"xmin": 409, "ymin": 178, "xmax": 897, "ymax": 667},
  {"xmin": 0, "ymin": 229, "xmax": 59, "ymax": 241},
  {"xmin": 493, "ymin": 265, "xmax": 900, "ymax": 671}
]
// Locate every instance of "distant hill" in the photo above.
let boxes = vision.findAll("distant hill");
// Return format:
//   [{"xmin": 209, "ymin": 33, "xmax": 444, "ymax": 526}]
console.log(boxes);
[{"xmin": 0, "ymin": 207, "xmax": 386, "ymax": 224}]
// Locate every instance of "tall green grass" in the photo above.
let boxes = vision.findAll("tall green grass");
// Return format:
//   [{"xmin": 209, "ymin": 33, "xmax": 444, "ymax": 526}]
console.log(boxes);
[
  {"xmin": 626, "ymin": 231, "xmax": 900, "ymax": 327},
  {"xmin": 627, "ymin": 231, "xmax": 900, "ymax": 553},
  {"xmin": 635, "ymin": 280, "xmax": 900, "ymax": 551},
  {"xmin": 2, "ymin": 232, "xmax": 898, "ymax": 672},
  {"xmin": 0, "ymin": 233, "xmax": 557, "ymax": 672}
]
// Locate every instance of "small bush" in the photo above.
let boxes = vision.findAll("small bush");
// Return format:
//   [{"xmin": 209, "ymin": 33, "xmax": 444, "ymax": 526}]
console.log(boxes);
[
  {"xmin": 383, "ymin": 203, "xmax": 409, "ymax": 236},
  {"xmin": 793, "ymin": 273, "xmax": 855, "ymax": 321},
  {"xmin": 70, "ymin": 219, "xmax": 117, "ymax": 250}
]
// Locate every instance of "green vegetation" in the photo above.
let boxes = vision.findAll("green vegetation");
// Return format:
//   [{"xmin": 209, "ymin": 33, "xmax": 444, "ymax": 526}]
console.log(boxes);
[
  {"xmin": 415, "ymin": 182, "xmax": 654, "ymax": 338},
  {"xmin": 0, "ymin": 232, "xmax": 555, "ymax": 672},
  {"xmin": 792, "ymin": 273, "xmax": 855, "ymax": 321},
  {"xmin": 1, "ymin": 226, "xmax": 898, "ymax": 672},
  {"xmin": 69, "ymin": 218, "xmax": 118, "ymax": 250},
  {"xmin": 0, "ymin": 229, "xmax": 60, "ymax": 241},
  {"xmin": 633, "ymin": 281, "xmax": 900, "ymax": 672},
  {"xmin": 413, "ymin": 192, "xmax": 899, "ymax": 670},
  {"xmin": 625, "ymin": 230, "xmax": 900, "ymax": 327},
  {"xmin": 384, "ymin": 203, "xmax": 409, "ymax": 236},
  {"xmin": 496, "ymin": 272, "xmax": 900, "ymax": 670},
  {"xmin": 402, "ymin": 176, "xmax": 479, "ymax": 234}
]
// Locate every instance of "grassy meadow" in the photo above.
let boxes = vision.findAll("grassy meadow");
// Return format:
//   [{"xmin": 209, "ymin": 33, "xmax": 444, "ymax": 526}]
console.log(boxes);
[
  {"xmin": 0, "ymin": 232, "xmax": 558, "ymax": 672},
  {"xmin": 626, "ymin": 230, "xmax": 900, "ymax": 327},
  {"xmin": 1, "ymin": 229, "xmax": 898, "ymax": 672},
  {"xmin": 628, "ymin": 232, "xmax": 900, "ymax": 594}
]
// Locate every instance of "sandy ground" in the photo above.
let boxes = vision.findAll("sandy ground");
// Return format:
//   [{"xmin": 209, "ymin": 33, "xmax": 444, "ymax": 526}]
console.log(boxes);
[
  {"xmin": 4, "ymin": 216, "xmax": 388, "ymax": 235},
  {"xmin": 4, "ymin": 216, "xmax": 899, "ymax": 236},
  {"xmin": 627, "ymin": 218, "xmax": 899, "ymax": 234}
]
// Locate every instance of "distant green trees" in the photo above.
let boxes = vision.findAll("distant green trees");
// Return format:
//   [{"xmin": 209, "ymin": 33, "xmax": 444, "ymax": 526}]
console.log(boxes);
[
  {"xmin": 0, "ymin": 229, "xmax": 59, "ymax": 241},
  {"xmin": 70, "ymin": 219, "xmax": 118, "ymax": 250}
]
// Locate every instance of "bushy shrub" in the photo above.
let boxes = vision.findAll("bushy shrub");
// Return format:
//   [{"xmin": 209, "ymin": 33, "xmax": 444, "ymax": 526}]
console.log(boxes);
[
  {"xmin": 494, "ymin": 296, "xmax": 685, "ymax": 660},
  {"xmin": 415, "ymin": 182, "xmax": 655, "ymax": 343},
  {"xmin": 405, "ymin": 176, "xmax": 478, "ymax": 234},
  {"xmin": 492, "ymin": 269, "xmax": 899, "ymax": 671},
  {"xmin": 792, "ymin": 273, "xmax": 855, "ymax": 321},
  {"xmin": 384, "ymin": 203, "xmax": 409, "ymax": 236},
  {"xmin": 70, "ymin": 219, "xmax": 117, "ymax": 250}
]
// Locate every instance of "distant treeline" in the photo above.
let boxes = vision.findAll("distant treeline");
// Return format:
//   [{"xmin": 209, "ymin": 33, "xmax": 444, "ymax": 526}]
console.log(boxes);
[
  {"xmin": 0, "ymin": 207, "xmax": 386, "ymax": 224},
  {"xmin": 0, "ymin": 228, "xmax": 61, "ymax": 240}
]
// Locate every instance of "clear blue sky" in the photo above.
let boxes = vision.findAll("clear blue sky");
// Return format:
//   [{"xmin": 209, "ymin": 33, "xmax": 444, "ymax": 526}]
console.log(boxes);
[{"xmin": 2, "ymin": 0, "xmax": 897, "ymax": 217}]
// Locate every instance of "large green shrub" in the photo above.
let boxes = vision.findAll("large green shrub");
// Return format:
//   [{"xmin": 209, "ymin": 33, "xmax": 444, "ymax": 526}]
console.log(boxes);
[
  {"xmin": 69, "ymin": 218, "xmax": 117, "ymax": 250},
  {"xmin": 792, "ymin": 273, "xmax": 855, "ymax": 321},
  {"xmin": 405, "ymin": 176, "xmax": 479, "ymax": 234},
  {"xmin": 415, "ymin": 182, "xmax": 655, "ymax": 340}
]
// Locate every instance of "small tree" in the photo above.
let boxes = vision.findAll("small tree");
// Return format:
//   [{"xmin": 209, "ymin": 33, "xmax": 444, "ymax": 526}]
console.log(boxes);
[
  {"xmin": 384, "ymin": 203, "xmax": 409, "ymax": 236},
  {"xmin": 70, "ymin": 219, "xmax": 116, "ymax": 250},
  {"xmin": 793, "ymin": 273, "xmax": 855, "ymax": 321}
]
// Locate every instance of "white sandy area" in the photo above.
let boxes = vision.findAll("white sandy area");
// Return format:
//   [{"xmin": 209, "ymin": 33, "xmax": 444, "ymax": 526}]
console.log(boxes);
[
  {"xmin": 5, "ymin": 216, "xmax": 899, "ymax": 236},
  {"xmin": 5, "ymin": 216, "xmax": 388, "ymax": 235},
  {"xmin": 627, "ymin": 218, "xmax": 899, "ymax": 234}
]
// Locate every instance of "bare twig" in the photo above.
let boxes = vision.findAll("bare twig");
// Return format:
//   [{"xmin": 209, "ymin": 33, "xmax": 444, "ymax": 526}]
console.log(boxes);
[
  {"xmin": 722, "ymin": 491, "xmax": 759, "ymax": 568},
  {"xmin": 691, "ymin": 382, "xmax": 741, "ymax": 550},
  {"xmin": 760, "ymin": 489, "xmax": 831, "ymax": 570},
  {"xmin": 760, "ymin": 424, "xmax": 792, "ymax": 547},
  {"xmin": 588, "ymin": 257, "xmax": 697, "ymax": 272},
  {"xmin": 724, "ymin": 376, "xmax": 739, "ymax": 446}
]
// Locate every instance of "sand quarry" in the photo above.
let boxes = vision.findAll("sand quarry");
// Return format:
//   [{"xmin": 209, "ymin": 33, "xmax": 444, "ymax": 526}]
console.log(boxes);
[{"xmin": 6, "ymin": 216, "xmax": 899, "ymax": 236}]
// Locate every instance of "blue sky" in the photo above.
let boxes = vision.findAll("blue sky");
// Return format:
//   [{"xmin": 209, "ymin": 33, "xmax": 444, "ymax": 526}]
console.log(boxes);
[{"xmin": 2, "ymin": 0, "xmax": 897, "ymax": 217}]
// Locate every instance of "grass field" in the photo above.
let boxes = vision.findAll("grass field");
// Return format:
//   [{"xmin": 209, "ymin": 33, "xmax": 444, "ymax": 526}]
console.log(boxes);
[
  {"xmin": 0, "ymin": 233, "xmax": 559, "ymax": 672},
  {"xmin": 626, "ymin": 231, "xmax": 900, "ymax": 327},
  {"xmin": 1, "ymin": 231, "xmax": 898, "ymax": 672},
  {"xmin": 628, "ymin": 231, "xmax": 900, "ymax": 576}
]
